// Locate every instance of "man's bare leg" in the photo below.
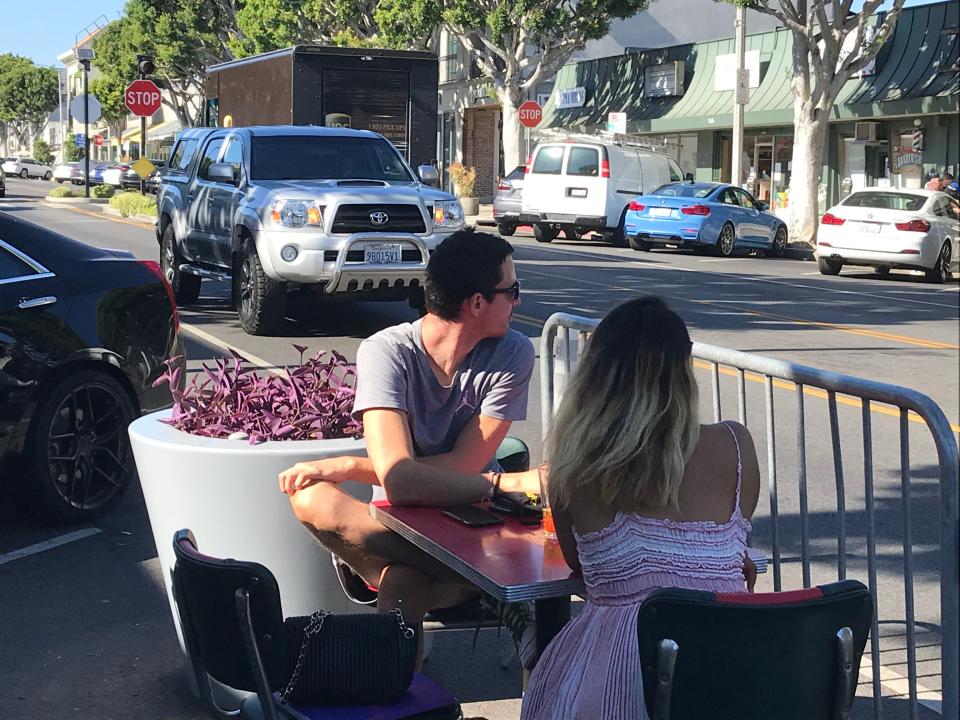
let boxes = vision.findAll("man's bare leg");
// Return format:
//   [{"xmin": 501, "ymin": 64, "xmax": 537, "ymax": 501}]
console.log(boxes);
[{"xmin": 289, "ymin": 482, "xmax": 478, "ymax": 616}]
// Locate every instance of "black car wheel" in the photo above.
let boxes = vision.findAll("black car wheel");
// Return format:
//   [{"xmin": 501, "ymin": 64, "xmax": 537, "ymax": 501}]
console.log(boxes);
[
  {"xmin": 628, "ymin": 235, "xmax": 652, "ymax": 251},
  {"xmin": 21, "ymin": 370, "xmax": 137, "ymax": 523},
  {"xmin": 43, "ymin": 171, "xmax": 52, "ymax": 181},
  {"xmin": 604, "ymin": 210, "xmax": 629, "ymax": 247},
  {"xmin": 818, "ymin": 256, "xmax": 842, "ymax": 275},
  {"xmin": 534, "ymin": 224, "xmax": 558, "ymax": 243},
  {"xmin": 925, "ymin": 242, "xmax": 952, "ymax": 284},
  {"xmin": 161, "ymin": 224, "xmax": 201, "ymax": 304},
  {"xmin": 716, "ymin": 223, "xmax": 736, "ymax": 257},
  {"xmin": 497, "ymin": 222, "xmax": 517, "ymax": 237},
  {"xmin": 19, "ymin": 169, "xmax": 28, "ymax": 178},
  {"xmin": 237, "ymin": 237, "xmax": 286, "ymax": 335},
  {"xmin": 770, "ymin": 225, "xmax": 788, "ymax": 258}
]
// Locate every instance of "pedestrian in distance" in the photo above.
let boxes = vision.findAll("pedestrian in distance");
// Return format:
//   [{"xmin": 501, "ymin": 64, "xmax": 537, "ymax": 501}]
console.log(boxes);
[
  {"xmin": 522, "ymin": 296, "xmax": 761, "ymax": 720},
  {"xmin": 278, "ymin": 227, "xmax": 541, "ymax": 664},
  {"xmin": 940, "ymin": 172, "xmax": 958, "ymax": 200}
]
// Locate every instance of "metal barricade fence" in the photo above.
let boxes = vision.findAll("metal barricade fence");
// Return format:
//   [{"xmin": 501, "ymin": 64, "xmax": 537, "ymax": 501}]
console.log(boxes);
[{"xmin": 539, "ymin": 312, "xmax": 958, "ymax": 720}]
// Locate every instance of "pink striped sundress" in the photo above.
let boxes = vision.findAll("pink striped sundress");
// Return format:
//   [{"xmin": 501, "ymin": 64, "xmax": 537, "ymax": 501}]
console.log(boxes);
[{"xmin": 521, "ymin": 423, "xmax": 751, "ymax": 720}]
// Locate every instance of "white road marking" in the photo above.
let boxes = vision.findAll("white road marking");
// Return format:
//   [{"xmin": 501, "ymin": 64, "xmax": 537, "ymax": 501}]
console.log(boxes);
[
  {"xmin": 517, "ymin": 242, "xmax": 960, "ymax": 310},
  {"xmin": 179, "ymin": 323, "xmax": 284, "ymax": 376},
  {"xmin": 0, "ymin": 528, "xmax": 102, "ymax": 566},
  {"xmin": 859, "ymin": 657, "xmax": 942, "ymax": 714}
]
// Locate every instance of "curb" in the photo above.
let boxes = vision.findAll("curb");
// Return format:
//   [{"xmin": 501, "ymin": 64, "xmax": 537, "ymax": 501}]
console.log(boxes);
[
  {"xmin": 102, "ymin": 206, "xmax": 157, "ymax": 225},
  {"xmin": 45, "ymin": 196, "xmax": 110, "ymax": 205}
]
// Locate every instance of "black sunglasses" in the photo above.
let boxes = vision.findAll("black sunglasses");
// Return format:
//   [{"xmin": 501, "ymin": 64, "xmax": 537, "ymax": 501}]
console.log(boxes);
[{"xmin": 488, "ymin": 281, "xmax": 521, "ymax": 301}]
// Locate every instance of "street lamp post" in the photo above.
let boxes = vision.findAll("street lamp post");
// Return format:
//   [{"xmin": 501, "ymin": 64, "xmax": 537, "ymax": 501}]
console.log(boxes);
[
  {"xmin": 730, "ymin": 6, "xmax": 747, "ymax": 190},
  {"xmin": 81, "ymin": 58, "xmax": 90, "ymax": 199}
]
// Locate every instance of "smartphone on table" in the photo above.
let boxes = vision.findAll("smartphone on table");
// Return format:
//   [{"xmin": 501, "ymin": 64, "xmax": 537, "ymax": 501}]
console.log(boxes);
[{"xmin": 441, "ymin": 504, "xmax": 504, "ymax": 527}]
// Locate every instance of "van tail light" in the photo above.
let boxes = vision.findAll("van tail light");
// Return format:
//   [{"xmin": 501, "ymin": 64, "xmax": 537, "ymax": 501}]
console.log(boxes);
[
  {"xmin": 894, "ymin": 219, "xmax": 930, "ymax": 232},
  {"xmin": 600, "ymin": 159, "xmax": 610, "ymax": 178},
  {"xmin": 628, "ymin": 200, "xmax": 645, "ymax": 211},
  {"xmin": 496, "ymin": 180, "xmax": 511, "ymax": 191},
  {"xmin": 139, "ymin": 259, "xmax": 180, "ymax": 333},
  {"xmin": 524, "ymin": 155, "xmax": 532, "ymax": 174},
  {"xmin": 681, "ymin": 204, "xmax": 710, "ymax": 216},
  {"xmin": 820, "ymin": 212, "xmax": 845, "ymax": 225}
]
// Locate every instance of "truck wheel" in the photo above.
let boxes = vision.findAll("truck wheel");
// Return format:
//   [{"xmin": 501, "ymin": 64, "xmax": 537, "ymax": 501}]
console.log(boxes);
[
  {"xmin": 817, "ymin": 256, "xmax": 842, "ymax": 275},
  {"xmin": 497, "ymin": 222, "xmax": 517, "ymax": 237},
  {"xmin": 534, "ymin": 224, "xmax": 558, "ymax": 243},
  {"xmin": 237, "ymin": 237, "xmax": 286, "ymax": 335},
  {"xmin": 605, "ymin": 210, "xmax": 629, "ymax": 247},
  {"xmin": 161, "ymin": 225, "xmax": 201, "ymax": 305}
]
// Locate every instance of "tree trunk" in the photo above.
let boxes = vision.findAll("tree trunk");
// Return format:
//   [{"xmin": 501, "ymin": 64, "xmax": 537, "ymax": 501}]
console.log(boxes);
[
  {"xmin": 788, "ymin": 106, "xmax": 828, "ymax": 247},
  {"xmin": 498, "ymin": 86, "xmax": 525, "ymax": 173}
]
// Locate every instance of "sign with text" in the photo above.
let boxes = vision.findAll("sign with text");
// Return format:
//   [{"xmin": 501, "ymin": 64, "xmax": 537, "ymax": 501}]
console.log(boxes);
[
  {"xmin": 518, "ymin": 100, "xmax": 542, "ymax": 128},
  {"xmin": 125, "ymin": 79, "xmax": 162, "ymax": 117},
  {"xmin": 644, "ymin": 61, "xmax": 685, "ymax": 98},
  {"xmin": 94, "ymin": 134, "xmax": 104, "ymax": 147},
  {"xmin": 556, "ymin": 87, "xmax": 586, "ymax": 109},
  {"xmin": 607, "ymin": 112, "xmax": 627, "ymax": 134},
  {"xmin": 75, "ymin": 134, "xmax": 86, "ymax": 148}
]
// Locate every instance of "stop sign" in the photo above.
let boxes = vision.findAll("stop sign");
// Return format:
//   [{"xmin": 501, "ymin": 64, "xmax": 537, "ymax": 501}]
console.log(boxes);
[
  {"xmin": 518, "ymin": 100, "xmax": 542, "ymax": 129},
  {"xmin": 125, "ymin": 79, "xmax": 162, "ymax": 117},
  {"xmin": 94, "ymin": 135, "xmax": 104, "ymax": 147}
]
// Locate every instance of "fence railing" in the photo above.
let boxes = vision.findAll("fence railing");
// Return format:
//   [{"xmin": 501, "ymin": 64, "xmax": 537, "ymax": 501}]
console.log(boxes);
[{"xmin": 539, "ymin": 311, "xmax": 959, "ymax": 720}]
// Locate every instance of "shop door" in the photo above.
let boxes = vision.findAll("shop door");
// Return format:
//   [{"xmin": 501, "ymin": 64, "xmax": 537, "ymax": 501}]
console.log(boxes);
[{"xmin": 753, "ymin": 139, "xmax": 774, "ymax": 203}]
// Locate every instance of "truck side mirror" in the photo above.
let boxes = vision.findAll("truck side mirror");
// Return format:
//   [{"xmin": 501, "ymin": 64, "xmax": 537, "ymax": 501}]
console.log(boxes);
[
  {"xmin": 418, "ymin": 164, "xmax": 439, "ymax": 187},
  {"xmin": 208, "ymin": 162, "xmax": 237, "ymax": 185}
]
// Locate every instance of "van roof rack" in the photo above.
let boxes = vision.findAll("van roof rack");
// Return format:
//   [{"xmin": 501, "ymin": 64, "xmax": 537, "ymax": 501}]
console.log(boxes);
[{"xmin": 533, "ymin": 128, "xmax": 665, "ymax": 153}]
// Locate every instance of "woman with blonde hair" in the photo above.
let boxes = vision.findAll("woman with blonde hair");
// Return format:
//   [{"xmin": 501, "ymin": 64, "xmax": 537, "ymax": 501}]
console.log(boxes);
[{"xmin": 522, "ymin": 295, "xmax": 760, "ymax": 720}]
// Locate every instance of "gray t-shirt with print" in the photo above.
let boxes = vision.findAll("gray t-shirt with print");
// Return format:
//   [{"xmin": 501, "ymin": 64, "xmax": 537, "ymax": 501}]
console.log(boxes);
[{"xmin": 352, "ymin": 319, "xmax": 535, "ymax": 470}]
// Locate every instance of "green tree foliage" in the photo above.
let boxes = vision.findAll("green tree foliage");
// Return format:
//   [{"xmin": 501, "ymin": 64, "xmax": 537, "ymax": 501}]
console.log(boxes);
[
  {"xmin": 724, "ymin": 0, "xmax": 904, "ymax": 244},
  {"xmin": 376, "ymin": 0, "xmax": 653, "ymax": 168},
  {"xmin": 64, "ymin": 133, "xmax": 84, "ymax": 162},
  {"xmin": 33, "ymin": 138, "xmax": 53, "ymax": 165},
  {"xmin": 0, "ymin": 54, "xmax": 59, "ymax": 145}
]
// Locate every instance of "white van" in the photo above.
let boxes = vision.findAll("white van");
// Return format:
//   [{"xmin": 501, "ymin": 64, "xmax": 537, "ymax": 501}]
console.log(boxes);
[{"xmin": 519, "ymin": 138, "xmax": 684, "ymax": 244}]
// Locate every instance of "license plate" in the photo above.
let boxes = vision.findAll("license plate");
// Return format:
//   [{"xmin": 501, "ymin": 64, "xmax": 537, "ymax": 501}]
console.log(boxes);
[
  {"xmin": 364, "ymin": 243, "xmax": 402, "ymax": 264},
  {"xmin": 650, "ymin": 207, "xmax": 673, "ymax": 218},
  {"xmin": 569, "ymin": 188, "xmax": 587, "ymax": 198},
  {"xmin": 859, "ymin": 222, "xmax": 882, "ymax": 234}
]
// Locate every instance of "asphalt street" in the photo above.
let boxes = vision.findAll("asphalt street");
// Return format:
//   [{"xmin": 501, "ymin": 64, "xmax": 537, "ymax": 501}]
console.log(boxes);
[{"xmin": 0, "ymin": 176, "xmax": 956, "ymax": 719}]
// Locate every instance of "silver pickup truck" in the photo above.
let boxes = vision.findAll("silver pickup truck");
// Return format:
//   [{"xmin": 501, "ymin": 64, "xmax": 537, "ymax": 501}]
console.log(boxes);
[{"xmin": 156, "ymin": 125, "xmax": 464, "ymax": 334}]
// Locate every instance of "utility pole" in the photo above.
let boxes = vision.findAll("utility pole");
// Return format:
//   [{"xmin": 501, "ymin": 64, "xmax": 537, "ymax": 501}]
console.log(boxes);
[
  {"xmin": 730, "ymin": 5, "xmax": 747, "ymax": 190},
  {"xmin": 81, "ymin": 58, "xmax": 91, "ymax": 199},
  {"xmin": 136, "ymin": 55, "xmax": 155, "ymax": 196}
]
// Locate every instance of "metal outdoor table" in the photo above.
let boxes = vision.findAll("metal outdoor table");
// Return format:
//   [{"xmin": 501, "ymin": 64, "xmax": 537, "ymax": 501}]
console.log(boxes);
[{"xmin": 370, "ymin": 500, "xmax": 585, "ymax": 655}]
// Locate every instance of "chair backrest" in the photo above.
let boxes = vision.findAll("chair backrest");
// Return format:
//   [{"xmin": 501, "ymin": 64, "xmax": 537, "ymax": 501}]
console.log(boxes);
[
  {"xmin": 637, "ymin": 580, "xmax": 873, "ymax": 720},
  {"xmin": 171, "ymin": 529, "xmax": 289, "ymax": 693}
]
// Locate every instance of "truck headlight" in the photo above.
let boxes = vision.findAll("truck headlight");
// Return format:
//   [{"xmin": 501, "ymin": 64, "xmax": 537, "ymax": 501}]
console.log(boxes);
[
  {"xmin": 433, "ymin": 200, "xmax": 465, "ymax": 230},
  {"xmin": 270, "ymin": 199, "xmax": 323, "ymax": 228}
]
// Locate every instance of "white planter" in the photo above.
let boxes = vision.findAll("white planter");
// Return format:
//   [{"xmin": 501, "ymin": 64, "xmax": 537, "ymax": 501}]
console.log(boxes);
[{"xmin": 129, "ymin": 410, "xmax": 371, "ymax": 660}]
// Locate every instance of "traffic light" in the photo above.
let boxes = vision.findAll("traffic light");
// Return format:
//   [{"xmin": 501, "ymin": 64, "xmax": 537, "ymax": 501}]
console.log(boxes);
[{"xmin": 137, "ymin": 55, "xmax": 155, "ymax": 77}]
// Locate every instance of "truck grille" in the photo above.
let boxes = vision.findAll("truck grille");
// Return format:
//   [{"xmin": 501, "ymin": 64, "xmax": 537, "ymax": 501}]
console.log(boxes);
[{"xmin": 332, "ymin": 204, "xmax": 426, "ymax": 234}]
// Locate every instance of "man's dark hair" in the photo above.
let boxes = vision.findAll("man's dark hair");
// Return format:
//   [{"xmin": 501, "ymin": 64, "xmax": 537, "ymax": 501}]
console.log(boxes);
[{"xmin": 425, "ymin": 228, "xmax": 514, "ymax": 320}]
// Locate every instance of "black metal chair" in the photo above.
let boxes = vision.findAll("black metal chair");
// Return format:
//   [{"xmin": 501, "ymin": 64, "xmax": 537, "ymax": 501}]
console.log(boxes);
[
  {"xmin": 637, "ymin": 579, "xmax": 873, "ymax": 720},
  {"xmin": 171, "ymin": 529, "xmax": 462, "ymax": 720}
]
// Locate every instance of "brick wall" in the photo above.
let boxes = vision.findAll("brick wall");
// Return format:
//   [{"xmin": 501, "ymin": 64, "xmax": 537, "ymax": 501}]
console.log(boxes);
[{"xmin": 463, "ymin": 107, "xmax": 496, "ymax": 202}]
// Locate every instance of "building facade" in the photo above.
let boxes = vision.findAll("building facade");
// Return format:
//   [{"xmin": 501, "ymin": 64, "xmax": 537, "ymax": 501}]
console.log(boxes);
[
  {"xmin": 538, "ymin": 1, "xmax": 959, "ymax": 217},
  {"xmin": 437, "ymin": 2, "xmax": 779, "ymax": 201}
]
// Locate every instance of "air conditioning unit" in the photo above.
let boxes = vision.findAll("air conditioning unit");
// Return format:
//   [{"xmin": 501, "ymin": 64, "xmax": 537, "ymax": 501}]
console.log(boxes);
[{"xmin": 855, "ymin": 122, "xmax": 882, "ymax": 141}]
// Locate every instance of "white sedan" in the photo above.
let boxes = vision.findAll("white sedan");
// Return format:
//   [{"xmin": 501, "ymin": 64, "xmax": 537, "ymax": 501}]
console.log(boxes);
[
  {"xmin": 817, "ymin": 188, "xmax": 959, "ymax": 284},
  {"xmin": 53, "ymin": 162, "xmax": 78, "ymax": 183}
]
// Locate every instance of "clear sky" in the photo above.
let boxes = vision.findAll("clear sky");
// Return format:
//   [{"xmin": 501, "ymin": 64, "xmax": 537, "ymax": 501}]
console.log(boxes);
[
  {"xmin": 1, "ymin": 0, "xmax": 943, "ymax": 68},
  {"xmin": 2, "ymin": 2, "xmax": 127, "ymax": 67}
]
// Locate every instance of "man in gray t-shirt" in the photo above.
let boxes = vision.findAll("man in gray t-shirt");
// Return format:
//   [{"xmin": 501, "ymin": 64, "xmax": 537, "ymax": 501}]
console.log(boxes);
[{"xmin": 279, "ymin": 228, "xmax": 540, "ymax": 634}]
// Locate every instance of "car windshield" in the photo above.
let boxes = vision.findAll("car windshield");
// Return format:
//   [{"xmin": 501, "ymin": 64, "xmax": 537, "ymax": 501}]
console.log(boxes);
[
  {"xmin": 842, "ymin": 191, "xmax": 926, "ymax": 211},
  {"xmin": 649, "ymin": 183, "xmax": 715, "ymax": 198},
  {"xmin": 250, "ymin": 136, "xmax": 414, "ymax": 182}
]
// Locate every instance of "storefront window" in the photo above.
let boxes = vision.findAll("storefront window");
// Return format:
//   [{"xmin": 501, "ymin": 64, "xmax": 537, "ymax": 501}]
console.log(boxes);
[{"xmin": 770, "ymin": 135, "xmax": 793, "ymax": 219}]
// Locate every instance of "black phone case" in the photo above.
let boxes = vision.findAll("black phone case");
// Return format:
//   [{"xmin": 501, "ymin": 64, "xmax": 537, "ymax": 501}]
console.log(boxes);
[{"xmin": 441, "ymin": 505, "xmax": 504, "ymax": 527}]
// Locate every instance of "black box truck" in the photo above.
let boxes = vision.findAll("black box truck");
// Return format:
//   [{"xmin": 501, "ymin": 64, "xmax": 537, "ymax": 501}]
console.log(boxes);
[{"xmin": 204, "ymin": 46, "xmax": 438, "ymax": 170}]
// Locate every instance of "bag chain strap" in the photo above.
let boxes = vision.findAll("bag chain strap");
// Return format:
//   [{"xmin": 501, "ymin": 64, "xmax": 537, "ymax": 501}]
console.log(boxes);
[{"xmin": 279, "ymin": 605, "xmax": 415, "ymax": 705}]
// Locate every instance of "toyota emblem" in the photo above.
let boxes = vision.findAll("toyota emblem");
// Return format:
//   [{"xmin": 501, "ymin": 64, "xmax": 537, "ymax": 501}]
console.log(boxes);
[{"xmin": 370, "ymin": 211, "xmax": 389, "ymax": 225}]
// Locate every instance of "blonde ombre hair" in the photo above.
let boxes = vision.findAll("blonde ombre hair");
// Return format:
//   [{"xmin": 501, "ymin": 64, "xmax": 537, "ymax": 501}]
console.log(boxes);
[{"xmin": 547, "ymin": 296, "xmax": 700, "ymax": 513}]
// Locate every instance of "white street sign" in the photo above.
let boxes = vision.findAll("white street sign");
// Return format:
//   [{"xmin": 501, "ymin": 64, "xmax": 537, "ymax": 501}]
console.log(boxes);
[{"xmin": 70, "ymin": 94, "xmax": 102, "ymax": 125}]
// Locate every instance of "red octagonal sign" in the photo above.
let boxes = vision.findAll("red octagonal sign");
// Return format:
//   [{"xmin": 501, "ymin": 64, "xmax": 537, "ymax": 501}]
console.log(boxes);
[
  {"xmin": 518, "ymin": 100, "xmax": 542, "ymax": 129},
  {"xmin": 125, "ymin": 79, "xmax": 162, "ymax": 117}
]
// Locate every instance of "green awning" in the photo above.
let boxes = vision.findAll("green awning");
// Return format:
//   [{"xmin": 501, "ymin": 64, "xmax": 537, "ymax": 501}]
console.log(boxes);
[{"xmin": 540, "ymin": 0, "xmax": 958, "ymax": 134}]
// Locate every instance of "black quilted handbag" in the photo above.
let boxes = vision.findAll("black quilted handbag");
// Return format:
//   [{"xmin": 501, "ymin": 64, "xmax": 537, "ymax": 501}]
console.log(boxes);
[{"xmin": 280, "ymin": 607, "xmax": 418, "ymax": 706}]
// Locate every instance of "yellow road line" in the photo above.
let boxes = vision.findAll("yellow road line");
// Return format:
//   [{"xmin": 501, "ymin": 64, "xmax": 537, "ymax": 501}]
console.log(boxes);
[
  {"xmin": 695, "ymin": 299, "xmax": 960, "ymax": 351},
  {"xmin": 512, "ymin": 312, "xmax": 960, "ymax": 433},
  {"xmin": 41, "ymin": 201, "xmax": 155, "ymax": 230}
]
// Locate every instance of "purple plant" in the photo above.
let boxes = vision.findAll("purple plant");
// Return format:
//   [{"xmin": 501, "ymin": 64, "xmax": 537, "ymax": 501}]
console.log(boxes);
[{"xmin": 153, "ymin": 345, "xmax": 363, "ymax": 444}]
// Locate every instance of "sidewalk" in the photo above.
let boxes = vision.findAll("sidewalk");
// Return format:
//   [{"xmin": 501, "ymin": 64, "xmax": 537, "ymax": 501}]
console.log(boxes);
[{"xmin": 473, "ymin": 203, "xmax": 497, "ymax": 227}]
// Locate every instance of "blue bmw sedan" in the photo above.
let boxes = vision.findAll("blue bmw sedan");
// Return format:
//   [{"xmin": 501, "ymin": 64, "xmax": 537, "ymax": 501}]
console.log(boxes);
[{"xmin": 624, "ymin": 181, "xmax": 789, "ymax": 257}]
